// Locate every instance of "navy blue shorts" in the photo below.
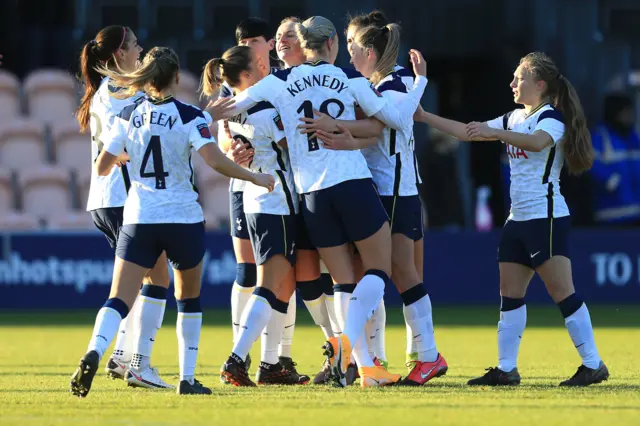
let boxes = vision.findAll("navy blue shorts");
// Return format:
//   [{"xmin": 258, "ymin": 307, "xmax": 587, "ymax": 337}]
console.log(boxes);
[
  {"xmin": 302, "ymin": 178, "xmax": 389, "ymax": 248},
  {"xmin": 246, "ymin": 213, "xmax": 296, "ymax": 266},
  {"xmin": 230, "ymin": 191, "xmax": 249, "ymax": 240},
  {"xmin": 116, "ymin": 222, "xmax": 205, "ymax": 270},
  {"xmin": 295, "ymin": 211, "xmax": 316, "ymax": 251},
  {"xmin": 379, "ymin": 195, "xmax": 424, "ymax": 241},
  {"xmin": 498, "ymin": 216, "xmax": 571, "ymax": 269},
  {"xmin": 91, "ymin": 207, "xmax": 124, "ymax": 249}
]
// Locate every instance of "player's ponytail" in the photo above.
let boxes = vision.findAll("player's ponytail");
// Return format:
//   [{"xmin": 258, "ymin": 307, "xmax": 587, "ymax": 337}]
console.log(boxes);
[
  {"xmin": 356, "ymin": 23, "xmax": 401, "ymax": 85},
  {"xmin": 201, "ymin": 46, "xmax": 253, "ymax": 96},
  {"xmin": 521, "ymin": 52, "xmax": 594, "ymax": 175},
  {"xmin": 99, "ymin": 47, "xmax": 179, "ymax": 99},
  {"xmin": 76, "ymin": 25, "xmax": 131, "ymax": 132},
  {"xmin": 296, "ymin": 16, "xmax": 337, "ymax": 54}
]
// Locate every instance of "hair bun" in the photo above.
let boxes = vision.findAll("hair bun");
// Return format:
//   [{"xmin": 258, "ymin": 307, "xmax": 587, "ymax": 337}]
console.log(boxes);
[{"xmin": 381, "ymin": 26, "xmax": 390, "ymax": 35}]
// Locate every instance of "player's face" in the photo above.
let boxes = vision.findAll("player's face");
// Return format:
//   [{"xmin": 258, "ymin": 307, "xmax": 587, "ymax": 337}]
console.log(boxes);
[
  {"xmin": 346, "ymin": 24, "xmax": 358, "ymax": 54},
  {"xmin": 511, "ymin": 64, "xmax": 541, "ymax": 106},
  {"xmin": 238, "ymin": 50, "xmax": 265, "ymax": 89},
  {"xmin": 238, "ymin": 36, "xmax": 275, "ymax": 69},
  {"xmin": 349, "ymin": 40, "xmax": 374, "ymax": 78},
  {"xmin": 118, "ymin": 31, "xmax": 143, "ymax": 72},
  {"xmin": 276, "ymin": 21, "xmax": 305, "ymax": 67}
]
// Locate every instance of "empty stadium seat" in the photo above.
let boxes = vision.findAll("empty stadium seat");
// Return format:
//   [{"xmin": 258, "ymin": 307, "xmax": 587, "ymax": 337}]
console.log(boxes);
[
  {"xmin": 0, "ymin": 168, "xmax": 14, "ymax": 212},
  {"xmin": 52, "ymin": 119, "xmax": 91, "ymax": 175},
  {"xmin": 0, "ymin": 211, "xmax": 41, "ymax": 230},
  {"xmin": 0, "ymin": 119, "xmax": 46, "ymax": 169},
  {"xmin": 176, "ymin": 70, "xmax": 201, "ymax": 107},
  {"xmin": 24, "ymin": 69, "xmax": 77, "ymax": 123},
  {"xmin": 47, "ymin": 210, "xmax": 95, "ymax": 230},
  {"xmin": 0, "ymin": 70, "xmax": 21, "ymax": 124},
  {"xmin": 20, "ymin": 166, "xmax": 72, "ymax": 219}
]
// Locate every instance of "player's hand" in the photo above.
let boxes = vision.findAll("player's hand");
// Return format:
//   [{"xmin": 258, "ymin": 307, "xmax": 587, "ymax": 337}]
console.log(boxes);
[
  {"xmin": 228, "ymin": 137, "xmax": 254, "ymax": 167},
  {"xmin": 409, "ymin": 49, "xmax": 427, "ymax": 77},
  {"xmin": 466, "ymin": 121, "xmax": 495, "ymax": 140},
  {"xmin": 298, "ymin": 109, "xmax": 337, "ymax": 135},
  {"xmin": 115, "ymin": 152, "xmax": 130, "ymax": 167},
  {"xmin": 206, "ymin": 97, "xmax": 235, "ymax": 121},
  {"xmin": 253, "ymin": 173, "xmax": 275, "ymax": 192},
  {"xmin": 316, "ymin": 124, "xmax": 357, "ymax": 150}
]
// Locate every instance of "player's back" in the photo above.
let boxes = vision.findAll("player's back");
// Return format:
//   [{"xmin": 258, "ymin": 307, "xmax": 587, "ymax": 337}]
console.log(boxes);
[
  {"xmin": 251, "ymin": 62, "xmax": 374, "ymax": 193},
  {"xmin": 113, "ymin": 96, "xmax": 211, "ymax": 224},
  {"xmin": 87, "ymin": 77, "xmax": 144, "ymax": 211}
]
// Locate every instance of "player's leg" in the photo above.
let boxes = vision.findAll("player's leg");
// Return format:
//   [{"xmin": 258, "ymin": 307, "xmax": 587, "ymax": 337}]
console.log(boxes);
[
  {"xmin": 532, "ymin": 217, "xmax": 608, "ymax": 386},
  {"xmin": 406, "ymin": 234, "xmax": 425, "ymax": 367},
  {"xmin": 125, "ymin": 252, "xmax": 172, "ymax": 389},
  {"xmin": 166, "ymin": 222, "xmax": 211, "ymax": 395},
  {"xmin": 70, "ymin": 223, "xmax": 157, "ymax": 398},
  {"xmin": 468, "ymin": 220, "xmax": 532, "ymax": 386}
]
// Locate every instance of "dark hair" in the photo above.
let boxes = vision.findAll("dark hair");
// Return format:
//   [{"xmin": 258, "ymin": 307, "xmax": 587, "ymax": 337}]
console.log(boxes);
[
  {"xmin": 76, "ymin": 25, "xmax": 132, "ymax": 132},
  {"xmin": 235, "ymin": 17, "xmax": 272, "ymax": 43},
  {"xmin": 521, "ymin": 52, "xmax": 594, "ymax": 174},
  {"xmin": 201, "ymin": 46, "xmax": 254, "ymax": 96},
  {"xmin": 99, "ymin": 47, "xmax": 179, "ymax": 99},
  {"xmin": 347, "ymin": 10, "xmax": 389, "ymax": 34},
  {"xmin": 280, "ymin": 16, "xmax": 301, "ymax": 25},
  {"xmin": 356, "ymin": 24, "xmax": 401, "ymax": 85}
]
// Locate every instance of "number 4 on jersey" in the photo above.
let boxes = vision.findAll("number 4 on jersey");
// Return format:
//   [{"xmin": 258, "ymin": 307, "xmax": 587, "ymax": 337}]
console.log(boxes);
[{"xmin": 140, "ymin": 135, "xmax": 169, "ymax": 189}]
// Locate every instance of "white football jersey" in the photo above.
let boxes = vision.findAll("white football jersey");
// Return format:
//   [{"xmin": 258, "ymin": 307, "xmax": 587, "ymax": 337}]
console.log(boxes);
[
  {"xmin": 104, "ymin": 96, "xmax": 214, "ymax": 225},
  {"xmin": 225, "ymin": 101, "xmax": 296, "ymax": 215},
  {"xmin": 361, "ymin": 71, "xmax": 420, "ymax": 196},
  {"xmin": 220, "ymin": 67, "xmax": 280, "ymax": 193},
  {"xmin": 86, "ymin": 77, "xmax": 145, "ymax": 211},
  {"xmin": 486, "ymin": 103, "xmax": 568, "ymax": 221}
]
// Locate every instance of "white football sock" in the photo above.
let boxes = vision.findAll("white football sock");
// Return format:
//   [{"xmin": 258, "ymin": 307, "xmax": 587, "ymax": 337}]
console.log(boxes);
[
  {"xmin": 303, "ymin": 293, "xmax": 335, "ymax": 339},
  {"xmin": 403, "ymin": 294, "xmax": 438, "ymax": 362},
  {"xmin": 278, "ymin": 293, "xmax": 296, "ymax": 358},
  {"xmin": 342, "ymin": 274, "xmax": 385, "ymax": 348},
  {"xmin": 366, "ymin": 299, "xmax": 387, "ymax": 361},
  {"xmin": 406, "ymin": 322, "xmax": 416, "ymax": 356},
  {"xmin": 133, "ymin": 295, "xmax": 166, "ymax": 358},
  {"xmin": 231, "ymin": 283, "xmax": 255, "ymax": 344},
  {"xmin": 565, "ymin": 304, "xmax": 601, "ymax": 369},
  {"xmin": 352, "ymin": 334, "xmax": 375, "ymax": 368},
  {"xmin": 177, "ymin": 312, "xmax": 202, "ymax": 381},
  {"xmin": 497, "ymin": 305, "xmax": 527, "ymax": 372},
  {"xmin": 112, "ymin": 295, "xmax": 139, "ymax": 362},
  {"xmin": 232, "ymin": 295, "xmax": 272, "ymax": 361},
  {"xmin": 325, "ymin": 294, "xmax": 340, "ymax": 335},
  {"xmin": 88, "ymin": 307, "xmax": 123, "ymax": 360},
  {"xmin": 263, "ymin": 310, "xmax": 286, "ymax": 364}
]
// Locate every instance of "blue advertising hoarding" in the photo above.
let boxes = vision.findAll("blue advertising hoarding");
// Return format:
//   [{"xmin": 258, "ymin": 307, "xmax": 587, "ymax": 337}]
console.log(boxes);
[{"xmin": 0, "ymin": 229, "xmax": 637, "ymax": 309}]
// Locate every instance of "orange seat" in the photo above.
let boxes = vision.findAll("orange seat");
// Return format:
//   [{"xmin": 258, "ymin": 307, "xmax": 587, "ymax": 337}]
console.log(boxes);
[
  {"xmin": 0, "ymin": 211, "xmax": 41, "ymax": 230},
  {"xmin": 20, "ymin": 166, "xmax": 72, "ymax": 219},
  {"xmin": 0, "ymin": 167, "xmax": 14, "ymax": 212},
  {"xmin": 0, "ymin": 119, "xmax": 46, "ymax": 169},
  {"xmin": 47, "ymin": 210, "xmax": 95, "ymax": 230},
  {"xmin": 52, "ymin": 118, "xmax": 92, "ymax": 175},
  {"xmin": 24, "ymin": 69, "xmax": 77, "ymax": 123},
  {"xmin": 0, "ymin": 70, "xmax": 21, "ymax": 124},
  {"xmin": 177, "ymin": 70, "xmax": 201, "ymax": 107}
]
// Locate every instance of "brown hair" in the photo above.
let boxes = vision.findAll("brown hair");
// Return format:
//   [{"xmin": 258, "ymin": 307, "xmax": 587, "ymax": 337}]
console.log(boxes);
[
  {"xmin": 76, "ymin": 25, "xmax": 132, "ymax": 132},
  {"xmin": 200, "ymin": 46, "xmax": 254, "ymax": 97},
  {"xmin": 98, "ymin": 47, "xmax": 179, "ymax": 99},
  {"xmin": 355, "ymin": 24, "xmax": 401, "ymax": 85},
  {"xmin": 280, "ymin": 16, "xmax": 301, "ymax": 25},
  {"xmin": 521, "ymin": 52, "xmax": 594, "ymax": 174},
  {"xmin": 346, "ymin": 10, "xmax": 389, "ymax": 35}
]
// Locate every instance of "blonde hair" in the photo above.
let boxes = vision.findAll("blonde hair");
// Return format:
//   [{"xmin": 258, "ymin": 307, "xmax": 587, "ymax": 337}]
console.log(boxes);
[
  {"xmin": 280, "ymin": 16, "xmax": 301, "ymax": 25},
  {"xmin": 295, "ymin": 16, "xmax": 337, "ymax": 54},
  {"xmin": 98, "ymin": 47, "xmax": 179, "ymax": 99},
  {"xmin": 520, "ymin": 52, "xmax": 594, "ymax": 174},
  {"xmin": 355, "ymin": 23, "xmax": 401, "ymax": 85},
  {"xmin": 200, "ymin": 46, "xmax": 254, "ymax": 97}
]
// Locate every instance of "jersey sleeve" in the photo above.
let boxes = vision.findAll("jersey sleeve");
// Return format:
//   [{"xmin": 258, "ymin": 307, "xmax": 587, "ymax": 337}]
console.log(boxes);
[
  {"xmin": 245, "ymin": 74, "xmax": 284, "ymax": 105},
  {"xmin": 189, "ymin": 115, "xmax": 216, "ymax": 151},
  {"xmin": 372, "ymin": 76, "xmax": 428, "ymax": 130},
  {"xmin": 486, "ymin": 110, "xmax": 513, "ymax": 130},
  {"xmin": 266, "ymin": 110, "xmax": 286, "ymax": 143},
  {"xmin": 349, "ymin": 76, "xmax": 387, "ymax": 117},
  {"xmin": 535, "ymin": 110, "xmax": 565, "ymax": 144},
  {"xmin": 103, "ymin": 116, "xmax": 128, "ymax": 156}
]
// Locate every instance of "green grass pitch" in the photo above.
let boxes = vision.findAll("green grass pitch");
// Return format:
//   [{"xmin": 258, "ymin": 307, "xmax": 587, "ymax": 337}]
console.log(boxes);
[{"xmin": 0, "ymin": 306, "xmax": 638, "ymax": 426}]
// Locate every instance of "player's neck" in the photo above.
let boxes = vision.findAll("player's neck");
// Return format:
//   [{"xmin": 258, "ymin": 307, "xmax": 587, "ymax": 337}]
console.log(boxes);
[
  {"xmin": 523, "ymin": 98, "xmax": 546, "ymax": 115},
  {"xmin": 152, "ymin": 88, "xmax": 175, "ymax": 100},
  {"xmin": 304, "ymin": 52, "xmax": 329, "ymax": 64}
]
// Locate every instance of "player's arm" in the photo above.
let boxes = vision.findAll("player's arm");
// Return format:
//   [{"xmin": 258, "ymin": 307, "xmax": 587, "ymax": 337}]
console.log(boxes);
[
  {"xmin": 96, "ymin": 117, "xmax": 129, "ymax": 175},
  {"xmin": 414, "ymin": 106, "xmax": 497, "ymax": 142},
  {"xmin": 299, "ymin": 113, "xmax": 385, "ymax": 138},
  {"xmin": 315, "ymin": 124, "xmax": 377, "ymax": 150}
]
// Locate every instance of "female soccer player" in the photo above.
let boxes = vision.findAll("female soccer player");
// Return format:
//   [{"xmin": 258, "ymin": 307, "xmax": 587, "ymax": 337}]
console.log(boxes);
[
  {"xmin": 415, "ymin": 52, "xmax": 609, "ymax": 387},
  {"xmin": 203, "ymin": 46, "xmax": 311, "ymax": 386},
  {"xmin": 210, "ymin": 15, "xmax": 428, "ymax": 388},
  {"xmin": 69, "ymin": 46, "xmax": 274, "ymax": 397},
  {"xmin": 313, "ymin": 20, "xmax": 447, "ymax": 386},
  {"xmin": 77, "ymin": 25, "xmax": 172, "ymax": 388}
]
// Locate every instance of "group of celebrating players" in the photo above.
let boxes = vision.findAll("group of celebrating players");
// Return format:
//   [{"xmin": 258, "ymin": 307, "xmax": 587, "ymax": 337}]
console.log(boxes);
[{"xmin": 69, "ymin": 9, "xmax": 610, "ymax": 398}]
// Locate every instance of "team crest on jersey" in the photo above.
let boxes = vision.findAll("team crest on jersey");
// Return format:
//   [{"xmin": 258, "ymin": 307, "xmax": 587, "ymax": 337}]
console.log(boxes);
[
  {"xmin": 197, "ymin": 123, "xmax": 212, "ymax": 139},
  {"xmin": 272, "ymin": 113, "xmax": 284, "ymax": 131},
  {"xmin": 370, "ymin": 84, "xmax": 382, "ymax": 97}
]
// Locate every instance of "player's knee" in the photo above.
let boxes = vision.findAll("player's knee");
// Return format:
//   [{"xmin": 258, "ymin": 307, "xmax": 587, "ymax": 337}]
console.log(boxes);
[{"xmin": 235, "ymin": 262, "xmax": 257, "ymax": 287}]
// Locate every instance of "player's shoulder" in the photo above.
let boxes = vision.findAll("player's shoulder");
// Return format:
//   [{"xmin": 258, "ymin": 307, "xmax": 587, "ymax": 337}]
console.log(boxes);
[
  {"xmin": 168, "ymin": 98, "xmax": 206, "ymax": 125},
  {"xmin": 334, "ymin": 65, "xmax": 364, "ymax": 80},
  {"xmin": 247, "ymin": 102, "xmax": 281, "ymax": 132},
  {"xmin": 535, "ymin": 104, "xmax": 564, "ymax": 124},
  {"xmin": 247, "ymin": 101, "xmax": 277, "ymax": 116},
  {"xmin": 377, "ymin": 72, "xmax": 407, "ymax": 94},
  {"xmin": 116, "ymin": 96, "xmax": 147, "ymax": 121}
]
